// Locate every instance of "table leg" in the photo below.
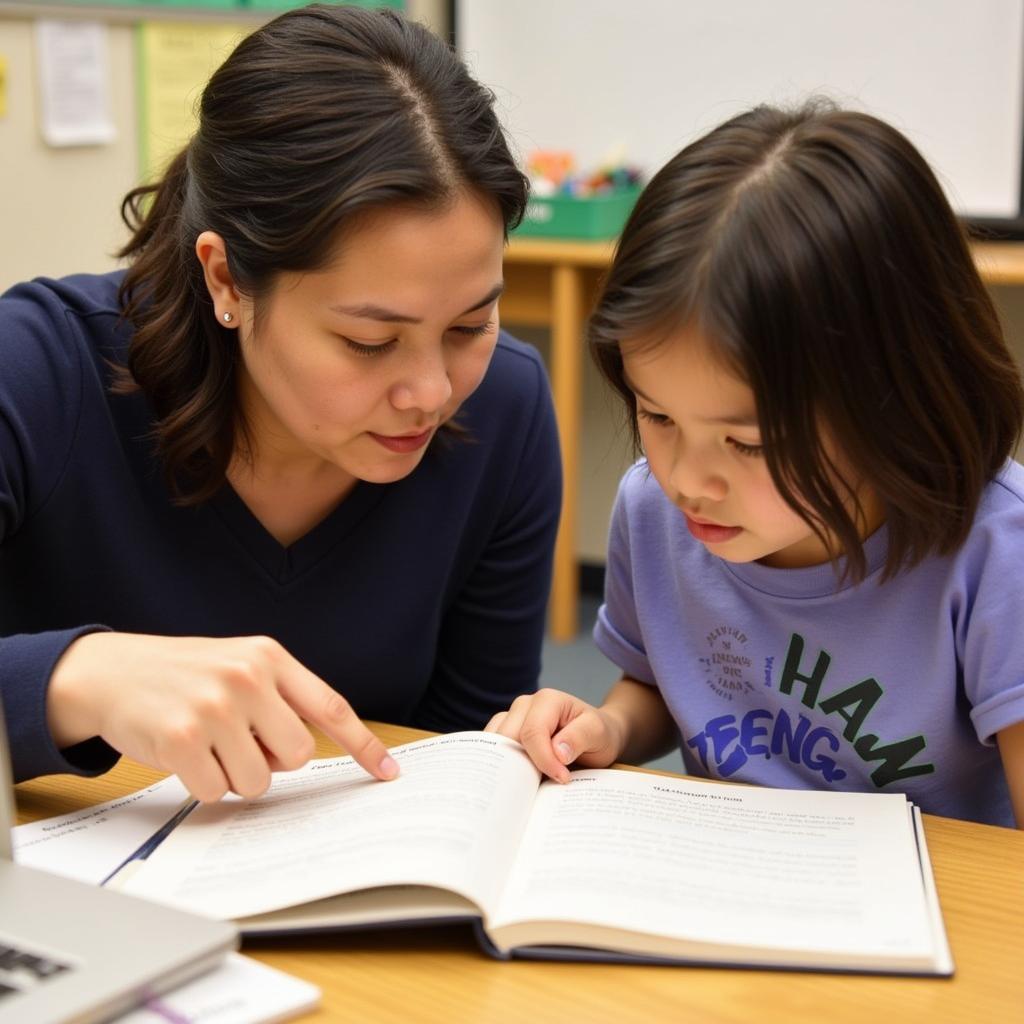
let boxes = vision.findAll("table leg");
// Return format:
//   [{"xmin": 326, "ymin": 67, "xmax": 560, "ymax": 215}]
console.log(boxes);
[{"xmin": 549, "ymin": 264, "xmax": 583, "ymax": 642}]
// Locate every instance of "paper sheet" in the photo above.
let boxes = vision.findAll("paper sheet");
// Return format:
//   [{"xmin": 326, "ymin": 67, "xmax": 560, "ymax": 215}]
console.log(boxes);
[
  {"xmin": 13, "ymin": 775, "xmax": 190, "ymax": 885},
  {"xmin": 35, "ymin": 20, "xmax": 115, "ymax": 147},
  {"xmin": 114, "ymin": 953, "xmax": 320, "ymax": 1024},
  {"xmin": 137, "ymin": 20, "xmax": 247, "ymax": 177}
]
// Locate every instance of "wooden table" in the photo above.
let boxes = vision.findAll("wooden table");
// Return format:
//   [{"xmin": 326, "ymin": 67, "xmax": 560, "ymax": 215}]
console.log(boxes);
[
  {"xmin": 506, "ymin": 237, "xmax": 1024, "ymax": 641},
  {"xmin": 15, "ymin": 722, "xmax": 1024, "ymax": 1024}
]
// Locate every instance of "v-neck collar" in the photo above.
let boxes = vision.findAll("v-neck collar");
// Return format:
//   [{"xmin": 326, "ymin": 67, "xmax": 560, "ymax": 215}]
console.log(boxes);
[{"xmin": 210, "ymin": 479, "xmax": 387, "ymax": 586}]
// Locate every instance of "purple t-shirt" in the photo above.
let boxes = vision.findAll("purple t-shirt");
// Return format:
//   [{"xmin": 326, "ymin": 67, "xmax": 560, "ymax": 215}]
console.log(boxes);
[{"xmin": 594, "ymin": 459, "xmax": 1024, "ymax": 826}]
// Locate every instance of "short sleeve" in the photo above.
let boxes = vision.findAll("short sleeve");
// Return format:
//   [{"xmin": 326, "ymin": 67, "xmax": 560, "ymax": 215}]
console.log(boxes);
[
  {"xmin": 958, "ymin": 477, "xmax": 1024, "ymax": 744},
  {"xmin": 592, "ymin": 464, "xmax": 658, "ymax": 686}
]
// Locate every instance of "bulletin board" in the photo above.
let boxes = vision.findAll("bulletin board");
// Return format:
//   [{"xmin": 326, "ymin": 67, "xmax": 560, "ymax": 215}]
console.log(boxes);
[
  {"xmin": 4, "ymin": 2, "xmax": 402, "ymax": 12},
  {"xmin": 0, "ymin": 0, "xmax": 410, "ymax": 288},
  {"xmin": 0, "ymin": 0, "xmax": 405, "ymax": 175}
]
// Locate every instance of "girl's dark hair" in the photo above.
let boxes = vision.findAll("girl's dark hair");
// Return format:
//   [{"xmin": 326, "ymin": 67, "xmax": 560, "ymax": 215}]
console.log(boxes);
[
  {"xmin": 590, "ymin": 100, "xmax": 1024, "ymax": 581},
  {"xmin": 117, "ymin": 3, "xmax": 527, "ymax": 503}
]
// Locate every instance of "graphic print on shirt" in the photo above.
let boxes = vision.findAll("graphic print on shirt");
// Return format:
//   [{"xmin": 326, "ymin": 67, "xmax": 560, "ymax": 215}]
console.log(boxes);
[
  {"xmin": 698, "ymin": 625, "xmax": 758, "ymax": 701},
  {"xmin": 685, "ymin": 631, "xmax": 935, "ymax": 789}
]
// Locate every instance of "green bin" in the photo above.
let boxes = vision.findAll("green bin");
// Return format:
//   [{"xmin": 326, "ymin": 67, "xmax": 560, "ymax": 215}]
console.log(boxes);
[{"xmin": 514, "ymin": 187, "xmax": 640, "ymax": 239}]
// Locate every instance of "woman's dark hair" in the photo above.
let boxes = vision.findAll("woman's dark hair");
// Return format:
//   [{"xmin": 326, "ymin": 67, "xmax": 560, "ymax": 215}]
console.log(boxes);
[
  {"xmin": 117, "ymin": 3, "xmax": 527, "ymax": 503},
  {"xmin": 590, "ymin": 100, "xmax": 1024, "ymax": 581}
]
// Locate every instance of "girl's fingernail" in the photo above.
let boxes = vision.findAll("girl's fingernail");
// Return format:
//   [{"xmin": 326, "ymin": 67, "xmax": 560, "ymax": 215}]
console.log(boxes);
[
  {"xmin": 379, "ymin": 755, "xmax": 400, "ymax": 779},
  {"xmin": 557, "ymin": 742, "xmax": 572, "ymax": 763}
]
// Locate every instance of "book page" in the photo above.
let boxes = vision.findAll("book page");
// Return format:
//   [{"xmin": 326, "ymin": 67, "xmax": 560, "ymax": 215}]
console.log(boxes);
[
  {"xmin": 120, "ymin": 733, "xmax": 540, "ymax": 921},
  {"xmin": 490, "ymin": 769, "xmax": 936, "ymax": 961}
]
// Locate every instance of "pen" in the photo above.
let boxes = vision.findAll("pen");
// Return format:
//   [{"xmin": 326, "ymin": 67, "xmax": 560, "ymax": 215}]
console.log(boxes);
[{"xmin": 100, "ymin": 798, "xmax": 198, "ymax": 887}]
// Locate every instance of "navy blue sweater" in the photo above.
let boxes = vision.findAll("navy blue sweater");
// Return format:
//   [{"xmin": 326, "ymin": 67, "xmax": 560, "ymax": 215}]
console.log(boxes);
[{"xmin": 0, "ymin": 273, "xmax": 561, "ymax": 781}]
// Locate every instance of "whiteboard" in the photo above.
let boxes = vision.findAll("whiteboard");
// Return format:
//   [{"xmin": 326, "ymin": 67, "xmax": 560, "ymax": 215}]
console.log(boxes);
[{"xmin": 457, "ymin": 0, "xmax": 1024, "ymax": 219}]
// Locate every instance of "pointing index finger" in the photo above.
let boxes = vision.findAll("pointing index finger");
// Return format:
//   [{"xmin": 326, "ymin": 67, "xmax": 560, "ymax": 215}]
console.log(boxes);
[{"xmin": 279, "ymin": 664, "xmax": 399, "ymax": 780}]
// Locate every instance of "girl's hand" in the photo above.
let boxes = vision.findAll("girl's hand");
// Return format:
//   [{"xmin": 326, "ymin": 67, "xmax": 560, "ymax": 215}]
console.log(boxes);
[
  {"xmin": 46, "ymin": 631, "xmax": 399, "ymax": 802},
  {"xmin": 484, "ymin": 688, "xmax": 627, "ymax": 782}
]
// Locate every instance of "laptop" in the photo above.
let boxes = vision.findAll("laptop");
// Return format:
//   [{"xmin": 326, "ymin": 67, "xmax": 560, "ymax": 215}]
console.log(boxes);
[{"xmin": 0, "ymin": 698, "xmax": 237, "ymax": 1024}]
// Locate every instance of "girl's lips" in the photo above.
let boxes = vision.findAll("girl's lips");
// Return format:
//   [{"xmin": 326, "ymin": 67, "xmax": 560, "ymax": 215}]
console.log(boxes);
[
  {"xmin": 684, "ymin": 515, "xmax": 743, "ymax": 544},
  {"xmin": 369, "ymin": 429, "xmax": 433, "ymax": 453}
]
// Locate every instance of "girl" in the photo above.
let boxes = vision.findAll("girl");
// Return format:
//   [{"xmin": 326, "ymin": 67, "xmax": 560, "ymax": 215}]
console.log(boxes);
[
  {"xmin": 488, "ymin": 101, "xmax": 1024, "ymax": 828},
  {"xmin": 0, "ymin": 5, "xmax": 561, "ymax": 801}
]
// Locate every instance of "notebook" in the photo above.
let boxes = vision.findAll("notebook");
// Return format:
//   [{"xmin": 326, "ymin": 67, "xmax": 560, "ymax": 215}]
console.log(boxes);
[{"xmin": 0, "ymin": 697, "xmax": 237, "ymax": 1024}]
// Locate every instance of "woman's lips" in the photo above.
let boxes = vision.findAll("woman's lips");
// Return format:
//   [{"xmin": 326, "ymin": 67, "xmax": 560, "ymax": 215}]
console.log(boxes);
[
  {"xmin": 368, "ymin": 429, "xmax": 433, "ymax": 453},
  {"xmin": 684, "ymin": 515, "xmax": 743, "ymax": 544}
]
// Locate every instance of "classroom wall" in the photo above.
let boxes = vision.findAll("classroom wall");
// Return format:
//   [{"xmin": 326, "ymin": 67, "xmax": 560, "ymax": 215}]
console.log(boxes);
[{"xmin": 2, "ymin": 4, "xmax": 1023, "ymax": 567}]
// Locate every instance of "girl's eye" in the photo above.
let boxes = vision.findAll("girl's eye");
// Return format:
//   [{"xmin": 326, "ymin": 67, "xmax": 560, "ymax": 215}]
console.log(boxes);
[
  {"xmin": 637, "ymin": 408, "xmax": 672, "ymax": 427},
  {"xmin": 727, "ymin": 437, "xmax": 764, "ymax": 458},
  {"xmin": 342, "ymin": 337, "xmax": 397, "ymax": 357},
  {"xmin": 448, "ymin": 320, "xmax": 495, "ymax": 339}
]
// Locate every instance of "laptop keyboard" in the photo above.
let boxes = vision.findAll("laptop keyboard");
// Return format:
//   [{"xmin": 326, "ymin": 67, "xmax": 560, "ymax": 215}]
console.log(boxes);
[{"xmin": 0, "ymin": 942, "xmax": 72, "ymax": 999}]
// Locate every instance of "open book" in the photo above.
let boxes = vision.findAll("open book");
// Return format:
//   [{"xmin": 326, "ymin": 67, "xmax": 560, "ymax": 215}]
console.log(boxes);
[{"xmin": 110, "ymin": 732, "xmax": 953, "ymax": 976}]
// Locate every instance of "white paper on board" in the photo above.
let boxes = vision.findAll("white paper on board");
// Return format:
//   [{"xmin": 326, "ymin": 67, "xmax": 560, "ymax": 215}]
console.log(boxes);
[{"xmin": 35, "ymin": 19, "xmax": 116, "ymax": 147}]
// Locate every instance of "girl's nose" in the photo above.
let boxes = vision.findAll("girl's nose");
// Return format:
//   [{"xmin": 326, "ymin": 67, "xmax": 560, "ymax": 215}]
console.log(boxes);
[{"xmin": 669, "ymin": 445, "xmax": 728, "ymax": 504}]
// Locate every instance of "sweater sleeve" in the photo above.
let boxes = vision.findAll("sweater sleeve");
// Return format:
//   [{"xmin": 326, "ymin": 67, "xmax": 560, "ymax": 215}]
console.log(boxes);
[
  {"xmin": 412, "ymin": 349, "xmax": 562, "ymax": 731},
  {"xmin": 0, "ymin": 281, "xmax": 117, "ymax": 780}
]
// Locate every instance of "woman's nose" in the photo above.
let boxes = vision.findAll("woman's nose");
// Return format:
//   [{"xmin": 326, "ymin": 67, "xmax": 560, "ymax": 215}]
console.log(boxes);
[{"xmin": 389, "ymin": 351, "xmax": 452, "ymax": 414}]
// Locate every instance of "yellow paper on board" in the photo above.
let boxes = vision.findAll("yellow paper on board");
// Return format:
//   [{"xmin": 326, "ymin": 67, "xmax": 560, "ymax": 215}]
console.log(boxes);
[
  {"xmin": 0, "ymin": 56, "xmax": 8, "ymax": 120},
  {"xmin": 137, "ymin": 21, "xmax": 248, "ymax": 179}
]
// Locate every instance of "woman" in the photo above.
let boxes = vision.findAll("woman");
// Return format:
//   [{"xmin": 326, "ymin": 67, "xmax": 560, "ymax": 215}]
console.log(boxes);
[{"xmin": 0, "ymin": 4, "xmax": 560, "ymax": 802}]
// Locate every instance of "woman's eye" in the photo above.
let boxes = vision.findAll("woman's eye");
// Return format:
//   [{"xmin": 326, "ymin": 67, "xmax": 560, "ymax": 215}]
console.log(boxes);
[
  {"xmin": 342, "ymin": 337, "xmax": 397, "ymax": 357},
  {"xmin": 448, "ymin": 320, "xmax": 495, "ymax": 339},
  {"xmin": 727, "ymin": 437, "xmax": 765, "ymax": 457},
  {"xmin": 637, "ymin": 408, "xmax": 672, "ymax": 427}
]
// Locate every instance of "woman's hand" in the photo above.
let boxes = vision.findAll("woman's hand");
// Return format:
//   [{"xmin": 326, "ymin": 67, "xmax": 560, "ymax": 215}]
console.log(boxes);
[
  {"xmin": 46, "ymin": 632, "xmax": 399, "ymax": 802},
  {"xmin": 484, "ymin": 688, "xmax": 627, "ymax": 782}
]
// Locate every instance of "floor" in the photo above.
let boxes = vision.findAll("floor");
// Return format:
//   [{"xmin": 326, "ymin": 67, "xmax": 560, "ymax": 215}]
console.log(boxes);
[{"xmin": 540, "ymin": 594, "xmax": 684, "ymax": 774}]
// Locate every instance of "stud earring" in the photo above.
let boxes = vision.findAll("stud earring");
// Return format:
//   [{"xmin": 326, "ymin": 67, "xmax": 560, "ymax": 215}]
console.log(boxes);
[{"xmin": 222, "ymin": 311, "xmax": 234, "ymax": 324}]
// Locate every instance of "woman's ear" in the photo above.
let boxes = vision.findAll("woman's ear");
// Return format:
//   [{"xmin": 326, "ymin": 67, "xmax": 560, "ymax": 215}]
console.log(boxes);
[{"xmin": 195, "ymin": 231, "xmax": 239, "ymax": 326}]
